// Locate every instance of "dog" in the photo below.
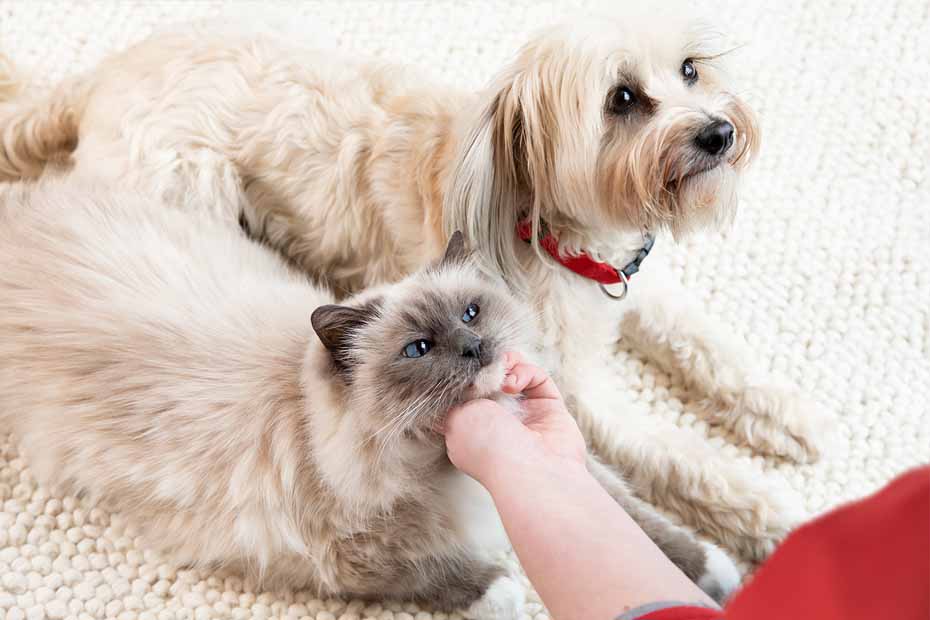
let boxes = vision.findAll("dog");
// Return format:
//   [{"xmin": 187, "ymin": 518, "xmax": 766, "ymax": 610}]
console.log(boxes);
[{"xmin": 0, "ymin": 7, "xmax": 830, "ymax": 559}]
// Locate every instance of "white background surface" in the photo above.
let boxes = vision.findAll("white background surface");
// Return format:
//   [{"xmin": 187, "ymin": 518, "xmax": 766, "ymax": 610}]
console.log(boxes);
[{"xmin": 1, "ymin": 2, "xmax": 928, "ymax": 619}]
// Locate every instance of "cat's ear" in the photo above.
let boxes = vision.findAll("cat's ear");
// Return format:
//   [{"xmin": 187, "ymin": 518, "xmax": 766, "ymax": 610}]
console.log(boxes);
[
  {"xmin": 440, "ymin": 230, "xmax": 469, "ymax": 267},
  {"xmin": 311, "ymin": 304, "xmax": 375, "ymax": 371}
]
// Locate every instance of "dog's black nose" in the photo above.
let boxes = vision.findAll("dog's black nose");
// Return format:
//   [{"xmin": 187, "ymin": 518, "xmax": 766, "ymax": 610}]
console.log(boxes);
[{"xmin": 695, "ymin": 120, "xmax": 735, "ymax": 156}]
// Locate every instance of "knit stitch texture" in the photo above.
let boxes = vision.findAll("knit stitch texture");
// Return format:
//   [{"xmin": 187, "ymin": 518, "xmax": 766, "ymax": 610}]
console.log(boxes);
[{"xmin": 0, "ymin": 2, "xmax": 928, "ymax": 619}]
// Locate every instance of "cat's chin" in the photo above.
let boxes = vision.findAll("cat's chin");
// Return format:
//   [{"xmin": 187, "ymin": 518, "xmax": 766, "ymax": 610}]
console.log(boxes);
[{"xmin": 464, "ymin": 358, "xmax": 509, "ymax": 401}]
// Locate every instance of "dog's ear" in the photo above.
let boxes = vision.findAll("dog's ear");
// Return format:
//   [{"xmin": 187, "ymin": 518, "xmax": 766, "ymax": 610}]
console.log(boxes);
[
  {"xmin": 490, "ymin": 74, "xmax": 558, "ymax": 218},
  {"xmin": 311, "ymin": 303, "xmax": 377, "ymax": 372},
  {"xmin": 444, "ymin": 61, "xmax": 556, "ymax": 294}
]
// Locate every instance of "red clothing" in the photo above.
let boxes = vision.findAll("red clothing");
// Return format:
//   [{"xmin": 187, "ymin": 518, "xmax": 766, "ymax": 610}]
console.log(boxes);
[{"xmin": 637, "ymin": 465, "xmax": 930, "ymax": 620}]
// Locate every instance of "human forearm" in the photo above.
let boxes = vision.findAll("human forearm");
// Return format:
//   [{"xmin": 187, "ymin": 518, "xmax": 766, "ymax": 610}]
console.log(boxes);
[{"xmin": 486, "ymin": 458, "xmax": 716, "ymax": 620}]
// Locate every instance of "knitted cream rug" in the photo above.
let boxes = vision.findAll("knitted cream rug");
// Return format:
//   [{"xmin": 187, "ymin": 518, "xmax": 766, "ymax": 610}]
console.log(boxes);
[{"xmin": 1, "ymin": 1, "xmax": 928, "ymax": 619}]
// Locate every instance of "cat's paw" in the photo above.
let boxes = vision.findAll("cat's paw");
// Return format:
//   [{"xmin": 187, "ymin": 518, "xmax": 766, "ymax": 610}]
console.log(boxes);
[
  {"xmin": 463, "ymin": 575, "xmax": 525, "ymax": 620},
  {"xmin": 696, "ymin": 541, "xmax": 741, "ymax": 604}
]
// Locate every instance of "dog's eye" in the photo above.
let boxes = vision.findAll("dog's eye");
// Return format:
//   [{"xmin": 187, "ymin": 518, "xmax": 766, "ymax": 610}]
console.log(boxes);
[
  {"xmin": 681, "ymin": 59, "xmax": 698, "ymax": 84},
  {"xmin": 462, "ymin": 303, "xmax": 480, "ymax": 323},
  {"xmin": 402, "ymin": 339, "xmax": 432, "ymax": 358},
  {"xmin": 608, "ymin": 86, "xmax": 637, "ymax": 115}
]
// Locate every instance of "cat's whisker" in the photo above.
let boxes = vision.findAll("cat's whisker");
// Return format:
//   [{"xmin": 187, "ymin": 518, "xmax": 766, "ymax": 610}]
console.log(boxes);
[
  {"xmin": 369, "ymin": 376, "xmax": 459, "ymax": 467},
  {"xmin": 362, "ymin": 379, "xmax": 444, "ymax": 449},
  {"xmin": 378, "ymin": 374, "xmax": 466, "ymax": 466}
]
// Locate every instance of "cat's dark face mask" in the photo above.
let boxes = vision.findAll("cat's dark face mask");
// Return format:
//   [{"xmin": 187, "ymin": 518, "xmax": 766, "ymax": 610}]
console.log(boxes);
[{"xmin": 311, "ymin": 231, "xmax": 534, "ymax": 434}]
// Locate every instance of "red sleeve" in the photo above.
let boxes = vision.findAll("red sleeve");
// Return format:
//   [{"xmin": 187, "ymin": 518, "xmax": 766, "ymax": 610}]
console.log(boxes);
[
  {"xmin": 724, "ymin": 465, "xmax": 930, "ymax": 620},
  {"xmin": 631, "ymin": 466, "xmax": 928, "ymax": 620},
  {"xmin": 635, "ymin": 606, "xmax": 724, "ymax": 620}
]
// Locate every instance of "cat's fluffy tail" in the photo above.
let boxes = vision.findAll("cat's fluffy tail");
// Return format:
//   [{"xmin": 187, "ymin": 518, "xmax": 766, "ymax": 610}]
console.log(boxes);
[{"xmin": 0, "ymin": 54, "xmax": 85, "ymax": 182}]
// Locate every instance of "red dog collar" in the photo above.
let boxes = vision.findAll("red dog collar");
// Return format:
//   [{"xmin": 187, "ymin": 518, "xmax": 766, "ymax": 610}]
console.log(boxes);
[{"xmin": 515, "ymin": 220, "xmax": 655, "ymax": 297}]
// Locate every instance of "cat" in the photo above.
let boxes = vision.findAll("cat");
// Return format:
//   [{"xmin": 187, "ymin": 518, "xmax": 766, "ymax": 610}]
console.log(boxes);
[{"xmin": 0, "ymin": 179, "xmax": 740, "ymax": 615}]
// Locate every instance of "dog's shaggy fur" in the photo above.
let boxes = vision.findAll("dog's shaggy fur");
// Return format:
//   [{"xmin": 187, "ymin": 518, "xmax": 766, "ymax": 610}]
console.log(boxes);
[{"xmin": 0, "ymin": 8, "xmax": 831, "ymax": 559}]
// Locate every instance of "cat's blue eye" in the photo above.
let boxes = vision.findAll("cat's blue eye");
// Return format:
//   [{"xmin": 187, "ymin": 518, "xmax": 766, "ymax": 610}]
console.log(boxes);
[
  {"xmin": 402, "ymin": 339, "xmax": 432, "ymax": 358},
  {"xmin": 462, "ymin": 303, "xmax": 480, "ymax": 323}
]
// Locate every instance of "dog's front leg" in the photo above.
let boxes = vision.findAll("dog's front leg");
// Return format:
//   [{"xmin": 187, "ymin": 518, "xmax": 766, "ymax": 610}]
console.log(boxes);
[
  {"xmin": 562, "ymin": 368, "xmax": 804, "ymax": 561},
  {"xmin": 618, "ymin": 259, "xmax": 833, "ymax": 464}
]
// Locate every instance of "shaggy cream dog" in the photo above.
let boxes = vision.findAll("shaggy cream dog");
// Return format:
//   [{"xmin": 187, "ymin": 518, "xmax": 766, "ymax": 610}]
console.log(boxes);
[{"xmin": 0, "ymin": 8, "xmax": 829, "ymax": 559}]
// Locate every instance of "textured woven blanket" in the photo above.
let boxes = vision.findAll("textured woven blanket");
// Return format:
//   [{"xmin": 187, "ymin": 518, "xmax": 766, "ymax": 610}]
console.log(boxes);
[{"xmin": 1, "ymin": 1, "xmax": 928, "ymax": 619}]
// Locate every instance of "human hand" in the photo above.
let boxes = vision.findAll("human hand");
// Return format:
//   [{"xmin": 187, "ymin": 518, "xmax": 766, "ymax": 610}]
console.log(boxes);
[{"xmin": 442, "ymin": 353, "xmax": 587, "ymax": 488}]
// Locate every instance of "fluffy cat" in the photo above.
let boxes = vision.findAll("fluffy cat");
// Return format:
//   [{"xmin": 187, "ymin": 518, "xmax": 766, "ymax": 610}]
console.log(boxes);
[{"xmin": 0, "ymin": 180, "xmax": 739, "ymax": 614}]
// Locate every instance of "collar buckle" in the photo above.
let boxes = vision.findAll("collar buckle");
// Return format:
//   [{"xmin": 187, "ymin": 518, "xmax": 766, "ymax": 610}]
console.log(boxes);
[
  {"xmin": 515, "ymin": 220, "xmax": 655, "ymax": 301},
  {"xmin": 599, "ymin": 232, "xmax": 654, "ymax": 301}
]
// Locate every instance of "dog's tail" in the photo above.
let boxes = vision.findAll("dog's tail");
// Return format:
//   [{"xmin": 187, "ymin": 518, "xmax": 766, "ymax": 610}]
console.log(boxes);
[
  {"xmin": 0, "ymin": 55, "xmax": 84, "ymax": 182},
  {"xmin": 0, "ymin": 53, "xmax": 26, "ymax": 100}
]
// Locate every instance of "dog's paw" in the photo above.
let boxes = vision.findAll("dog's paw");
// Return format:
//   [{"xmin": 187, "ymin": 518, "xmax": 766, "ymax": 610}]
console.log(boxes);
[
  {"xmin": 462, "ymin": 575, "xmax": 525, "ymax": 620},
  {"xmin": 690, "ymin": 464, "xmax": 806, "ymax": 562},
  {"xmin": 704, "ymin": 384, "xmax": 836, "ymax": 464},
  {"xmin": 740, "ymin": 386, "xmax": 836, "ymax": 464},
  {"xmin": 747, "ymin": 474, "xmax": 809, "ymax": 561},
  {"xmin": 696, "ymin": 541, "xmax": 742, "ymax": 604}
]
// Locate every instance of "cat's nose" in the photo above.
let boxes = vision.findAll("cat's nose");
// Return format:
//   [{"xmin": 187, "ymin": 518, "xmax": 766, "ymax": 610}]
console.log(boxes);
[
  {"xmin": 455, "ymin": 330, "xmax": 483, "ymax": 362},
  {"xmin": 461, "ymin": 337, "xmax": 482, "ymax": 360}
]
